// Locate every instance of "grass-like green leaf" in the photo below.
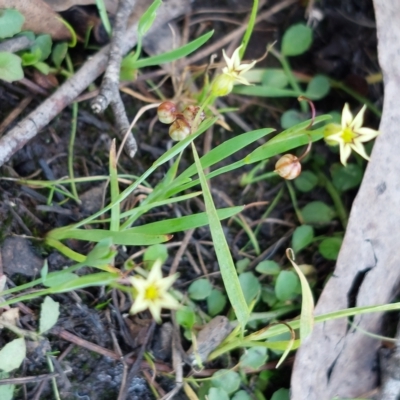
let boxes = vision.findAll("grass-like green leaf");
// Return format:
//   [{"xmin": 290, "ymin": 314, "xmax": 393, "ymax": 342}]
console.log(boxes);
[
  {"xmin": 286, "ymin": 249, "xmax": 314, "ymax": 341},
  {"xmin": 109, "ymin": 140, "xmax": 120, "ymax": 231},
  {"xmin": 192, "ymin": 142, "xmax": 249, "ymax": 328},
  {"xmin": 130, "ymin": 30, "xmax": 213, "ymax": 69},
  {"xmin": 245, "ymin": 115, "xmax": 332, "ymax": 164}
]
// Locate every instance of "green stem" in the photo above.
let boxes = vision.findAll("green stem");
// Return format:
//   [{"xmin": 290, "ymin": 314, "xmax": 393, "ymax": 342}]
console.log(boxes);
[
  {"xmin": 65, "ymin": 53, "xmax": 80, "ymax": 203},
  {"xmin": 330, "ymin": 79, "xmax": 382, "ymax": 117},
  {"xmin": 315, "ymin": 170, "xmax": 348, "ymax": 228},
  {"xmin": 239, "ymin": 0, "xmax": 259, "ymax": 59},
  {"xmin": 241, "ymin": 186, "xmax": 284, "ymax": 252},
  {"xmin": 270, "ymin": 48, "xmax": 307, "ymax": 113},
  {"xmin": 286, "ymin": 181, "xmax": 304, "ymax": 224}
]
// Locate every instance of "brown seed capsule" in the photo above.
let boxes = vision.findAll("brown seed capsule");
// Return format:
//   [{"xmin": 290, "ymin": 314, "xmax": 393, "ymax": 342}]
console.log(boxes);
[
  {"xmin": 182, "ymin": 105, "xmax": 205, "ymax": 123},
  {"xmin": 169, "ymin": 117, "xmax": 191, "ymax": 141},
  {"xmin": 157, "ymin": 101, "xmax": 178, "ymax": 124},
  {"xmin": 274, "ymin": 154, "xmax": 301, "ymax": 180}
]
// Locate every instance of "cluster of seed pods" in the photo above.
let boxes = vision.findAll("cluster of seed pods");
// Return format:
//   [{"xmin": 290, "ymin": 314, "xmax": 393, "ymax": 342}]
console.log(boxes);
[{"xmin": 157, "ymin": 101, "xmax": 205, "ymax": 141}]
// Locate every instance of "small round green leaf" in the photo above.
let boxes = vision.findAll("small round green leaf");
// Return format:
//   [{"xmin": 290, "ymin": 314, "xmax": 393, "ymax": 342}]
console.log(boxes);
[
  {"xmin": 32, "ymin": 34, "xmax": 52, "ymax": 62},
  {"xmin": 188, "ymin": 279, "xmax": 212, "ymax": 300},
  {"xmin": 52, "ymin": 42, "xmax": 68, "ymax": 68},
  {"xmin": 211, "ymin": 370, "xmax": 241, "ymax": 394},
  {"xmin": 232, "ymin": 390, "xmax": 252, "ymax": 400},
  {"xmin": 331, "ymin": 163, "xmax": 363, "ymax": 192},
  {"xmin": 0, "ymin": 52, "xmax": 23, "ymax": 82},
  {"xmin": 292, "ymin": 225, "xmax": 314, "ymax": 253},
  {"xmin": 261, "ymin": 286, "xmax": 277, "ymax": 306},
  {"xmin": 319, "ymin": 237, "xmax": 343, "ymax": 260},
  {"xmin": 239, "ymin": 272, "xmax": 261, "ymax": 305},
  {"xmin": 0, "ymin": 382, "xmax": 14, "ymax": 400},
  {"xmin": 301, "ymin": 201, "xmax": 335, "ymax": 225},
  {"xmin": 275, "ymin": 271, "xmax": 299, "ymax": 301},
  {"xmin": 280, "ymin": 109, "xmax": 307, "ymax": 129},
  {"xmin": 236, "ymin": 258, "xmax": 251, "ymax": 273},
  {"xmin": 207, "ymin": 289, "xmax": 227, "ymax": 316},
  {"xmin": 281, "ymin": 23, "xmax": 313, "ymax": 56},
  {"xmin": 262, "ymin": 68, "xmax": 289, "ymax": 88},
  {"xmin": 305, "ymin": 75, "xmax": 330, "ymax": 100},
  {"xmin": 271, "ymin": 388, "xmax": 290, "ymax": 400},
  {"xmin": 240, "ymin": 347, "xmax": 268, "ymax": 370},
  {"xmin": 39, "ymin": 296, "xmax": 60, "ymax": 334},
  {"xmin": 208, "ymin": 387, "xmax": 229, "ymax": 400},
  {"xmin": 0, "ymin": 338, "xmax": 26, "ymax": 372},
  {"xmin": 256, "ymin": 260, "xmax": 280, "ymax": 275},
  {"xmin": 0, "ymin": 9, "xmax": 24, "ymax": 39},
  {"xmin": 294, "ymin": 171, "xmax": 318, "ymax": 192},
  {"xmin": 176, "ymin": 306, "xmax": 196, "ymax": 329},
  {"xmin": 143, "ymin": 244, "xmax": 168, "ymax": 264}
]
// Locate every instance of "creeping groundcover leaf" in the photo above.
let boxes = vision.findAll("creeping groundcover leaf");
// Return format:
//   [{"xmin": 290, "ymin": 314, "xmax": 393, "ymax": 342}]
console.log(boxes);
[
  {"xmin": 319, "ymin": 237, "xmax": 343, "ymax": 260},
  {"xmin": 0, "ymin": 52, "xmax": 23, "ymax": 82},
  {"xmin": 281, "ymin": 23, "xmax": 313, "ymax": 56},
  {"xmin": 301, "ymin": 201, "xmax": 335, "ymax": 225},
  {"xmin": 0, "ymin": 372, "xmax": 13, "ymax": 400},
  {"xmin": 275, "ymin": 271, "xmax": 299, "ymax": 302},
  {"xmin": 211, "ymin": 369, "xmax": 241, "ymax": 394},
  {"xmin": 39, "ymin": 296, "xmax": 60, "ymax": 333},
  {"xmin": 0, "ymin": 338, "xmax": 26, "ymax": 372},
  {"xmin": 188, "ymin": 279, "xmax": 212, "ymax": 300},
  {"xmin": 292, "ymin": 225, "xmax": 314, "ymax": 253},
  {"xmin": 0, "ymin": 9, "xmax": 24, "ymax": 39}
]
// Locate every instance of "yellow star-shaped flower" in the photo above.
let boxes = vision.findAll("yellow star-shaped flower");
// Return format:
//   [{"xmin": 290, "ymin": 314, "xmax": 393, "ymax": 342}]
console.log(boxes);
[
  {"xmin": 325, "ymin": 103, "xmax": 380, "ymax": 166},
  {"xmin": 130, "ymin": 259, "xmax": 180, "ymax": 323},
  {"xmin": 211, "ymin": 45, "xmax": 257, "ymax": 97}
]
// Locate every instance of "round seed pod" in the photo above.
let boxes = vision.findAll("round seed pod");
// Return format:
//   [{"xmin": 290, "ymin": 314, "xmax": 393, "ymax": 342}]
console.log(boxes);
[
  {"xmin": 182, "ymin": 105, "xmax": 205, "ymax": 123},
  {"xmin": 157, "ymin": 101, "xmax": 178, "ymax": 124},
  {"xmin": 274, "ymin": 154, "xmax": 301, "ymax": 180},
  {"xmin": 169, "ymin": 117, "xmax": 191, "ymax": 141}
]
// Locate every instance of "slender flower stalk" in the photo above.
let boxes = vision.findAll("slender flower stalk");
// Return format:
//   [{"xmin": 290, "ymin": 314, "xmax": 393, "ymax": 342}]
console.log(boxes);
[{"xmin": 325, "ymin": 103, "xmax": 380, "ymax": 166}]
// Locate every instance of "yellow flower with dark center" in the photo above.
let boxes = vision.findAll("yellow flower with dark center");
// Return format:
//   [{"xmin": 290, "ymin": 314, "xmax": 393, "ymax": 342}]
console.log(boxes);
[
  {"xmin": 325, "ymin": 103, "xmax": 380, "ymax": 166},
  {"xmin": 130, "ymin": 259, "xmax": 180, "ymax": 323}
]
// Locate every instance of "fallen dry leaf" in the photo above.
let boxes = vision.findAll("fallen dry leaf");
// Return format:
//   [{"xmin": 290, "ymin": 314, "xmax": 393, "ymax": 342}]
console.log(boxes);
[{"xmin": 0, "ymin": 0, "xmax": 71, "ymax": 40}]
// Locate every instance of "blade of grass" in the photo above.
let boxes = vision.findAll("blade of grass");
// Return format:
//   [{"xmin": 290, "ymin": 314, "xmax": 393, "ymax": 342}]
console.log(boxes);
[
  {"xmin": 132, "ymin": 30, "xmax": 214, "ymax": 69},
  {"xmin": 192, "ymin": 142, "xmax": 249, "ymax": 328},
  {"xmin": 109, "ymin": 140, "xmax": 120, "ymax": 231},
  {"xmin": 286, "ymin": 248, "xmax": 314, "ymax": 341}
]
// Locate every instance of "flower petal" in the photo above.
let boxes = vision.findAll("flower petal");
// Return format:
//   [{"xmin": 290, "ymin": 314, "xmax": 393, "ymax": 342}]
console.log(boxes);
[
  {"xmin": 341, "ymin": 103, "xmax": 353, "ymax": 129},
  {"xmin": 235, "ymin": 60, "xmax": 257, "ymax": 73},
  {"xmin": 234, "ymin": 76, "xmax": 252, "ymax": 86},
  {"xmin": 156, "ymin": 274, "xmax": 179, "ymax": 292},
  {"xmin": 339, "ymin": 143, "xmax": 352, "ymax": 166},
  {"xmin": 130, "ymin": 276, "xmax": 145, "ymax": 291},
  {"xmin": 147, "ymin": 259, "xmax": 163, "ymax": 282},
  {"xmin": 222, "ymin": 49, "xmax": 234, "ymax": 71},
  {"xmin": 326, "ymin": 132, "xmax": 344, "ymax": 146},
  {"xmin": 230, "ymin": 46, "xmax": 242, "ymax": 69},
  {"xmin": 350, "ymin": 105, "xmax": 366, "ymax": 130},
  {"xmin": 148, "ymin": 302, "xmax": 162, "ymax": 323},
  {"xmin": 355, "ymin": 127, "xmax": 380, "ymax": 141},
  {"xmin": 351, "ymin": 141, "xmax": 370, "ymax": 161},
  {"xmin": 160, "ymin": 292, "xmax": 181, "ymax": 310},
  {"xmin": 130, "ymin": 297, "xmax": 148, "ymax": 314}
]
